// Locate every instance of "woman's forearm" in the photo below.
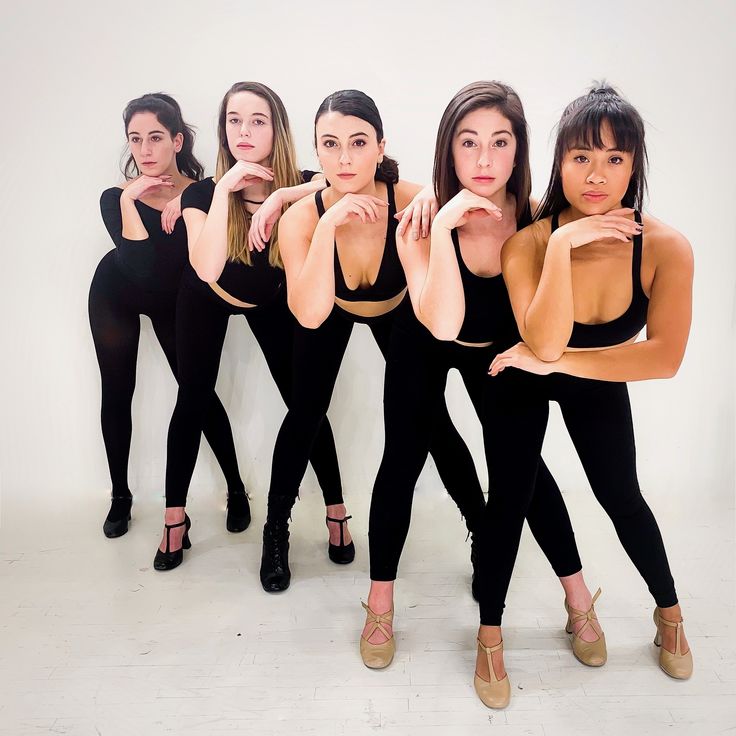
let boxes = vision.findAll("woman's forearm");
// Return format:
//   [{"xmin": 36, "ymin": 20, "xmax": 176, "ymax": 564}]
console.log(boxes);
[
  {"xmin": 552, "ymin": 339, "xmax": 683, "ymax": 381},
  {"xmin": 522, "ymin": 234, "xmax": 575, "ymax": 360},
  {"xmin": 419, "ymin": 225, "xmax": 465, "ymax": 340},
  {"xmin": 120, "ymin": 195, "xmax": 149, "ymax": 241},
  {"xmin": 189, "ymin": 187, "xmax": 230, "ymax": 282},
  {"xmin": 288, "ymin": 218, "xmax": 337, "ymax": 328}
]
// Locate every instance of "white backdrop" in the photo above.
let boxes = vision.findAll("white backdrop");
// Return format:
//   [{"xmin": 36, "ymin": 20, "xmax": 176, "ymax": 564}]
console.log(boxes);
[{"xmin": 0, "ymin": 0, "xmax": 733, "ymax": 514}]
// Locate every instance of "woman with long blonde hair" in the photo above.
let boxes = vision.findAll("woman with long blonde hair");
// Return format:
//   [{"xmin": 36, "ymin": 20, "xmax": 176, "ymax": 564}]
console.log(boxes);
[{"xmin": 153, "ymin": 82, "xmax": 347, "ymax": 571}]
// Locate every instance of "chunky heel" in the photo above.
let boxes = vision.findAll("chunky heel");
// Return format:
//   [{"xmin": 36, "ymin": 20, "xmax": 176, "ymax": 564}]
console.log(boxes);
[{"xmin": 153, "ymin": 514, "xmax": 191, "ymax": 571}]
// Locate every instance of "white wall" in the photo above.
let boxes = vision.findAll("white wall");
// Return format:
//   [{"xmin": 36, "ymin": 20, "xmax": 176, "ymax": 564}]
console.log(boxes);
[{"xmin": 0, "ymin": 0, "xmax": 733, "ymax": 512}]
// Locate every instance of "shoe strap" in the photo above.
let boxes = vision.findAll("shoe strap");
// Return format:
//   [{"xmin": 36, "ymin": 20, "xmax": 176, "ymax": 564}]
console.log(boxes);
[
  {"xmin": 566, "ymin": 588, "xmax": 602, "ymax": 640},
  {"xmin": 476, "ymin": 637, "xmax": 504, "ymax": 683},
  {"xmin": 162, "ymin": 519, "xmax": 187, "ymax": 554},
  {"xmin": 655, "ymin": 609, "xmax": 684, "ymax": 656},
  {"xmin": 327, "ymin": 515, "xmax": 352, "ymax": 547},
  {"xmin": 164, "ymin": 519, "xmax": 188, "ymax": 530},
  {"xmin": 361, "ymin": 601, "xmax": 393, "ymax": 642}
]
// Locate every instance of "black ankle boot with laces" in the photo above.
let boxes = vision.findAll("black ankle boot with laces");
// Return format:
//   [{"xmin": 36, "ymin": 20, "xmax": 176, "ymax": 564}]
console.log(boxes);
[{"xmin": 260, "ymin": 519, "xmax": 291, "ymax": 592}]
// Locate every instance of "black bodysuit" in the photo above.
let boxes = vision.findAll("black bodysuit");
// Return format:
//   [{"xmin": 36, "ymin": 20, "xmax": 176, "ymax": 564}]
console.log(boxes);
[
  {"xmin": 164, "ymin": 174, "xmax": 343, "ymax": 508},
  {"xmin": 89, "ymin": 186, "xmax": 242, "ymax": 500}
]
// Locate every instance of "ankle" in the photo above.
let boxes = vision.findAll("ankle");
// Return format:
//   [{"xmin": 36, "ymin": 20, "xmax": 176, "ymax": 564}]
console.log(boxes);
[
  {"xmin": 560, "ymin": 571, "xmax": 592, "ymax": 610},
  {"xmin": 164, "ymin": 507, "xmax": 186, "ymax": 525},
  {"xmin": 368, "ymin": 581, "xmax": 394, "ymax": 613},
  {"xmin": 478, "ymin": 625, "xmax": 502, "ymax": 647},
  {"xmin": 326, "ymin": 503, "xmax": 347, "ymax": 518},
  {"xmin": 657, "ymin": 604, "xmax": 683, "ymax": 622}
]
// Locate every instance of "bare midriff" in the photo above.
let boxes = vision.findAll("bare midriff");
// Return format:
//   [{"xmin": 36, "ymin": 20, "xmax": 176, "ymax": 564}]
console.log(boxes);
[
  {"xmin": 335, "ymin": 288, "xmax": 407, "ymax": 319},
  {"xmin": 454, "ymin": 339, "xmax": 494, "ymax": 348},
  {"xmin": 209, "ymin": 282, "xmax": 258, "ymax": 309}
]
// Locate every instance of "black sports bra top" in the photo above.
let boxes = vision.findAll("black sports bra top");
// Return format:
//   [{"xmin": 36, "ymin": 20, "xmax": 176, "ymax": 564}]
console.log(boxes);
[
  {"xmin": 552, "ymin": 211, "xmax": 649, "ymax": 348},
  {"xmin": 181, "ymin": 177, "xmax": 289, "ymax": 305},
  {"xmin": 315, "ymin": 182, "xmax": 406, "ymax": 303},
  {"xmin": 453, "ymin": 202, "xmax": 533, "ymax": 344},
  {"xmin": 100, "ymin": 187, "xmax": 189, "ymax": 293},
  {"xmin": 451, "ymin": 229, "xmax": 517, "ymax": 344}
]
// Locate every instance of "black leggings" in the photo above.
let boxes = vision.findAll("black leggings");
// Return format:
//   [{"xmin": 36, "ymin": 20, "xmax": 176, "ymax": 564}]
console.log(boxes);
[
  {"xmin": 165, "ymin": 269, "xmax": 342, "ymax": 508},
  {"xmin": 89, "ymin": 251, "xmax": 242, "ymax": 498},
  {"xmin": 478, "ymin": 367, "xmax": 678, "ymax": 625},
  {"xmin": 266, "ymin": 301, "xmax": 486, "ymax": 528},
  {"xmin": 369, "ymin": 316, "xmax": 582, "ymax": 582}
]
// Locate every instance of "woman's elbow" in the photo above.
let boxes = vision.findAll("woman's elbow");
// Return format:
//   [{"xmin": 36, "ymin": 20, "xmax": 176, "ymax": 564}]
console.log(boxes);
[
  {"xmin": 526, "ymin": 338, "xmax": 565, "ymax": 363},
  {"xmin": 193, "ymin": 264, "xmax": 222, "ymax": 284},
  {"xmin": 426, "ymin": 317, "xmax": 461, "ymax": 342},
  {"xmin": 289, "ymin": 298, "xmax": 329, "ymax": 330}
]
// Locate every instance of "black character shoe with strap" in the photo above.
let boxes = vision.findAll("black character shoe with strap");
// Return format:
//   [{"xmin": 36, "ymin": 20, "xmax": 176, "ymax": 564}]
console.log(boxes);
[
  {"xmin": 260, "ymin": 519, "xmax": 291, "ymax": 592},
  {"xmin": 103, "ymin": 495, "xmax": 133, "ymax": 538},
  {"xmin": 226, "ymin": 491, "xmax": 251, "ymax": 533},
  {"xmin": 326, "ymin": 514, "xmax": 355, "ymax": 564},
  {"xmin": 153, "ymin": 515, "xmax": 191, "ymax": 571}
]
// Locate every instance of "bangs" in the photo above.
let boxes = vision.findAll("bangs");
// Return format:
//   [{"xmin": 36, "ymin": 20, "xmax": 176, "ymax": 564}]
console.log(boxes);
[{"xmin": 560, "ymin": 98, "xmax": 643, "ymax": 155}]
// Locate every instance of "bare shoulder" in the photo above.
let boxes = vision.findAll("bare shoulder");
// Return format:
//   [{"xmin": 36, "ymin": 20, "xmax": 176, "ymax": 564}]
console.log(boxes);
[
  {"xmin": 642, "ymin": 213, "xmax": 694, "ymax": 269},
  {"xmin": 394, "ymin": 179, "xmax": 424, "ymax": 210},
  {"xmin": 281, "ymin": 191, "xmax": 320, "ymax": 232},
  {"xmin": 503, "ymin": 218, "xmax": 550, "ymax": 261}
]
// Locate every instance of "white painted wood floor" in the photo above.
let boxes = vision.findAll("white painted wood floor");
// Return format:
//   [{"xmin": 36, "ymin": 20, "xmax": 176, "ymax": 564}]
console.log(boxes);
[{"xmin": 1, "ymin": 482, "xmax": 734, "ymax": 736}]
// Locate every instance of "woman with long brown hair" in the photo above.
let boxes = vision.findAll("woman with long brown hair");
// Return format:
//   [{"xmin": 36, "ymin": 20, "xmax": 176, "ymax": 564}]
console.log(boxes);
[
  {"xmin": 361, "ymin": 83, "xmax": 602, "ymax": 690},
  {"xmin": 153, "ymin": 82, "xmax": 347, "ymax": 571}
]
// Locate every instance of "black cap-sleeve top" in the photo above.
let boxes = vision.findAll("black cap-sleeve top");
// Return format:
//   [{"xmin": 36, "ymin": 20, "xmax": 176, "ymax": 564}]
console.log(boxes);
[
  {"xmin": 99, "ymin": 187, "xmax": 189, "ymax": 293},
  {"xmin": 181, "ymin": 177, "xmax": 288, "ymax": 306}
]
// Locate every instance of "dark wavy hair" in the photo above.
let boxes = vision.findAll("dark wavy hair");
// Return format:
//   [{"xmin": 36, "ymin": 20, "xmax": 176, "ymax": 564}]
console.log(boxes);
[
  {"xmin": 314, "ymin": 89, "xmax": 399, "ymax": 184},
  {"xmin": 433, "ymin": 80, "xmax": 532, "ymax": 224},
  {"xmin": 536, "ymin": 84, "xmax": 648, "ymax": 220},
  {"xmin": 121, "ymin": 93, "xmax": 203, "ymax": 181}
]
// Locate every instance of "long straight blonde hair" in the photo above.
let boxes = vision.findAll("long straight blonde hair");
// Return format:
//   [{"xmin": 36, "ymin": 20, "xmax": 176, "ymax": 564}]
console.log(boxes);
[{"xmin": 215, "ymin": 82, "xmax": 301, "ymax": 268}]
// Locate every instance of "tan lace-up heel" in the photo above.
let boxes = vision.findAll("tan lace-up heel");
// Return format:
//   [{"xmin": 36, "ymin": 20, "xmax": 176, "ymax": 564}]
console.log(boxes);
[
  {"xmin": 360, "ymin": 601, "xmax": 395, "ymax": 669},
  {"xmin": 564, "ymin": 587, "xmax": 607, "ymax": 667},
  {"xmin": 474, "ymin": 638, "xmax": 510, "ymax": 709},
  {"xmin": 653, "ymin": 607, "xmax": 693, "ymax": 679}
]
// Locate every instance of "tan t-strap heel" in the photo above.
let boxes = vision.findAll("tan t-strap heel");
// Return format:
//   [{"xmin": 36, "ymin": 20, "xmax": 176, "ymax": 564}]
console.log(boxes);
[
  {"xmin": 360, "ymin": 601, "xmax": 395, "ymax": 669},
  {"xmin": 653, "ymin": 607, "xmax": 693, "ymax": 679},
  {"xmin": 564, "ymin": 587, "xmax": 607, "ymax": 667},
  {"xmin": 474, "ymin": 638, "xmax": 510, "ymax": 709}
]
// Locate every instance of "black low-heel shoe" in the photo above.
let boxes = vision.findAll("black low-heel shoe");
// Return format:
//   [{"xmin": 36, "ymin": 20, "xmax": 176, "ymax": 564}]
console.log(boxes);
[
  {"xmin": 326, "ymin": 515, "xmax": 355, "ymax": 564},
  {"xmin": 260, "ymin": 520, "xmax": 291, "ymax": 592},
  {"xmin": 103, "ymin": 496, "xmax": 133, "ymax": 538},
  {"xmin": 153, "ymin": 514, "xmax": 191, "ymax": 571},
  {"xmin": 226, "ymin": 492, "xmax": 251, "ymax": 533}
]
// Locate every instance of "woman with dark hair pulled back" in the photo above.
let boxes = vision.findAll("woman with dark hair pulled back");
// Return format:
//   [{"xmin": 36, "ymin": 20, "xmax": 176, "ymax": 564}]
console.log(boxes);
[{"xmin": 90, "ymin": 93, "xmax": 243, "ymax": 539}]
